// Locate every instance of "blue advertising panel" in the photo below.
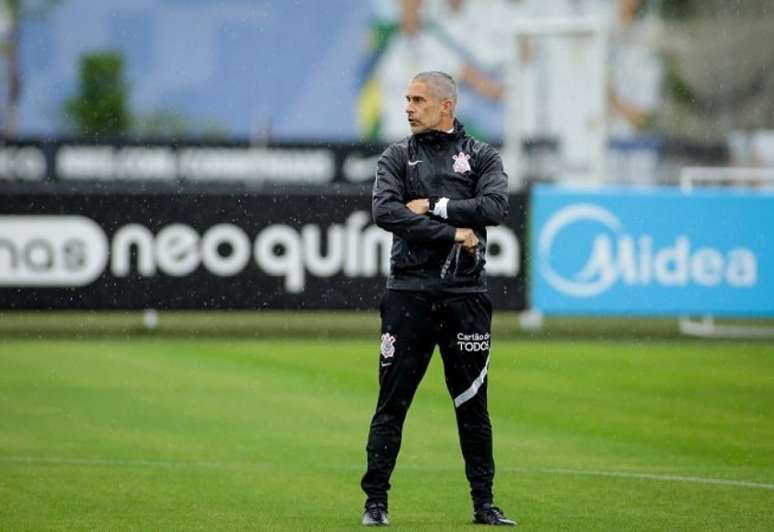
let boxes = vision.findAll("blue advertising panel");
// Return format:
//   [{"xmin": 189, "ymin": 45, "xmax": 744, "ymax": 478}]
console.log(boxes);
[{"xmin": 530, "ymin": 185, "xmax": 774, "ymax": 316}]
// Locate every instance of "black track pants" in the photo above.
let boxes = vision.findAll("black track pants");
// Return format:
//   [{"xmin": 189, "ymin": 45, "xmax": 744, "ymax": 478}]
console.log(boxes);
[{"xmin": 361, "ymin": 289, "xmax": 495, "ymax": 509}]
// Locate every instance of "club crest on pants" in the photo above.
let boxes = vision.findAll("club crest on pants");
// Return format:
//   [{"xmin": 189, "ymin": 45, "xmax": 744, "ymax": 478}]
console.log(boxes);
[{"xmin": 380, "ymin": 333, "xmax": 396, "ymax": 358}]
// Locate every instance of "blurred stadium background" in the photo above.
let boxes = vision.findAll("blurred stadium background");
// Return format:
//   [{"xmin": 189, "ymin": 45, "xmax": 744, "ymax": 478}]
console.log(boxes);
[{"xmin": 1, "ymin": 0, "xmax": 773, "ymax": 530}]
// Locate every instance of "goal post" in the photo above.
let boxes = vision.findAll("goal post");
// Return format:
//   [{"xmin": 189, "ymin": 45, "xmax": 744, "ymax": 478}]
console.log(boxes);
[{"xmin": 502, "ymin": 16, "xmax": 610, "ymax": 189}]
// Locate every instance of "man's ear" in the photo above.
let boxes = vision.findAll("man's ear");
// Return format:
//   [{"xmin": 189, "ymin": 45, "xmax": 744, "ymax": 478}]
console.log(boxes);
[{"xmin": 442, "ymin": 99, "xmax": 453, "ymax": 115}]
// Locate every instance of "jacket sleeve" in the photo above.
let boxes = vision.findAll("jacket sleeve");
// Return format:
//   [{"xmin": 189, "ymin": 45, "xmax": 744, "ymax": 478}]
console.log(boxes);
[
  {"xmin": 372, "ymin": 145, "xmax": 457, "ymax": 243},
  {"xmin": 445, "ymin": 145, "xmax": 510, "ymax": 227}
]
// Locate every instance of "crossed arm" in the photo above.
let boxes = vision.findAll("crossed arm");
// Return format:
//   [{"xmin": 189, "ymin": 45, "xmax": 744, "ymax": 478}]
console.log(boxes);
[
  {"xmin": 404, "ymin": 199, "xmax": 478, "ymax": 252},
  {"xmin": 372, "ymin": 145, "xmax": 509, "ymax": 253},
  {"xmin": 404, "ymin": 147, "xmax": 509, "ymax": 251}
]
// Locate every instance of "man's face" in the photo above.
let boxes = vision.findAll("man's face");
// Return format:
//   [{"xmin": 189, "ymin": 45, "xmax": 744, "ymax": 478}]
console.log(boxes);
[{"xmin": 405, "ymin": 81, "xmax": 446, "ymax": 135}]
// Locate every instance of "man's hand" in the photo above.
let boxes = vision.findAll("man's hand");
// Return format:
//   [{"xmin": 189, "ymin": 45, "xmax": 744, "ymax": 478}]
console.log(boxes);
[
  {"xmin": 455, "ymin": 228, "xmax": 479, "ymax": 253},
  {"xmin": 406, "ymin": 198, "xmax": 430, "ymax": 215}
]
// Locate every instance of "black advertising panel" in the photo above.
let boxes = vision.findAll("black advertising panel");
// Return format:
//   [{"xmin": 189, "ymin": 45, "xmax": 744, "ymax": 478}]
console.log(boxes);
[
  {"xmin": 0, "ymin": 138, "xmax": 385, "ymax": 185},
  {"xmin": 0, "ymin": 188, "xmax": 527, "ymax": 310}
]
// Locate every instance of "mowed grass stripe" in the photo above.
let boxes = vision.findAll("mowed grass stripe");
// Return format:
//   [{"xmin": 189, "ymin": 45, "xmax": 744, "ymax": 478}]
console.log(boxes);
[
  {"xmin": 1, "ymin": 339, "xmax": 773, "ymax": 531},
  {"xmin": 3, "ymin": 456, "xmax": 774, "ymax": 490}
]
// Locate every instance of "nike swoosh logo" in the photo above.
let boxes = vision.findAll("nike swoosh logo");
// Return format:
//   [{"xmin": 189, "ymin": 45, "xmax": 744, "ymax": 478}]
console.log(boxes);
[
  {"xmin": 381, "ymin": 362, "xmax": 392, "ymax": 367},
  {"xmin": 408, "ymin": 160, "xmax": 423, "ymax": 166}
]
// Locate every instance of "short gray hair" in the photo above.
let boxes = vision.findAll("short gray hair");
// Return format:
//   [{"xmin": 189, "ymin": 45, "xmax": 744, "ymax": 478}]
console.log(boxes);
[{"xmin": 412, "ymin": 71, "xmax": 457, "ymax": 106}]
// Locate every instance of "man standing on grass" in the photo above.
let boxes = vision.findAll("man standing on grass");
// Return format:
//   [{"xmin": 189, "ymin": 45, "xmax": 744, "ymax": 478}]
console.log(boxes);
[{"xmin": 360, "ymin": 71, "xmax": 516, "ymax": 527}]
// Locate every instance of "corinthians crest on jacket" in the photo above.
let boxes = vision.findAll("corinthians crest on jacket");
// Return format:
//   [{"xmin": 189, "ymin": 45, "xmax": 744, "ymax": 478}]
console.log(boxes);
[{"xmin": 452, "ymin": 151, "xmax": 471, "ymax": 174}]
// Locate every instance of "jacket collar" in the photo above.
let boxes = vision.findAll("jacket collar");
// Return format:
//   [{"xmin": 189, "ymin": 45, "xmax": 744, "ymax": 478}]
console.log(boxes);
[{"xmin": 413, "ymin": 118, "xmax": 466, "ymax": 144}]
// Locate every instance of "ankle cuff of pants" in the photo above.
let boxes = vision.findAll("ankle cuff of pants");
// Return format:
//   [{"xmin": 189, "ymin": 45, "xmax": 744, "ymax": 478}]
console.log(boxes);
[
  {"xmin": 366, "ymin": 498, "xmax": 388, "ymax": 509},
  {"xmin": 474, "ymin": 499, "xmax": 493, "ymax": 511}
]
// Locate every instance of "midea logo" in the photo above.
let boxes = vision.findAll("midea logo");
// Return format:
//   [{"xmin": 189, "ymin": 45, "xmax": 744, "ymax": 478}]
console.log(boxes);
[{"xmin": 539, "ymin": 204, "xmax": 757, "ymax": 298}]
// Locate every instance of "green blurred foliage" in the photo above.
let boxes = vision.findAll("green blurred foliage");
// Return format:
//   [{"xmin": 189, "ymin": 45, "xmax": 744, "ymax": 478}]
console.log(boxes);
[
  {"xmin": 655, "ymin": 0, "xmax": 699, "ymax": 19},
  {"xmin": 2, "ymin": 0, "xmax": 62, "ymax": 18},
  {"xmin": 664, "ymin": 56, "xmax": 700, "ymax": 111},
  {"xmin": 131, "ymin": 110, "xmax": 189, "ymax": 139},
  {"xmin": 64, "ymin": 51, "xmax": 130, "ymax": 138}
]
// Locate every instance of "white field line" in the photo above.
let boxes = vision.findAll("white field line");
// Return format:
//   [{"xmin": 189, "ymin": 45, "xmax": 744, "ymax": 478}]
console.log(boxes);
[
  {"xmin": 536, "ymin": 467, "xmax": 774, "ymax": 491},
  {"xmin": 2, "ymin": 455, "xmax": 773, "ymax": 491}
]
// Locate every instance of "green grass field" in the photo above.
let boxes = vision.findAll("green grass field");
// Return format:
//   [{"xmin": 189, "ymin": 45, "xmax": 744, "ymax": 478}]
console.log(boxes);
[{"xmin": 1, "ymin": 335, "xmax": 773, "ymax": 530}]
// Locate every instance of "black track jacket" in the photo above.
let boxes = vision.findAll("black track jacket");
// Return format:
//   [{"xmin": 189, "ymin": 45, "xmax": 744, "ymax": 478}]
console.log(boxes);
[{"xmin": 372, "ymin": 119, "xmax": 509, "ymax": 293}]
